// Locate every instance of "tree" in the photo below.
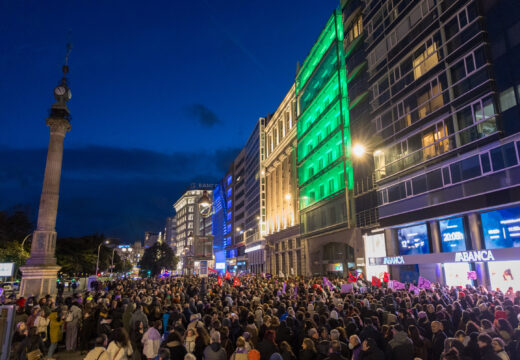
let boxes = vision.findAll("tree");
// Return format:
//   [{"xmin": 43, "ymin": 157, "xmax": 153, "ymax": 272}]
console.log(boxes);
[
  {"xmin": 56, "ymin": 234, "xmax": 114, "ymax": 276},
  {"xmin": 139, "ymin": 242, "xmax": 178, "ymax": 276},
  {"xmin": 0, "ymin": 210, "xmax": 32, "ymax": 274}
]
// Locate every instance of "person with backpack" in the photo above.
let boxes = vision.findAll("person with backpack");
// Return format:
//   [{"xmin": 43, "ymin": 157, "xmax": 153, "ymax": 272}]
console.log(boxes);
[
  {"xmin": 84, "ymin": 335, "xmax": 110, "ymax": 360},
  {"xmin": 107, "ymin": 328, "xmax": 134, "ymax": 360}
]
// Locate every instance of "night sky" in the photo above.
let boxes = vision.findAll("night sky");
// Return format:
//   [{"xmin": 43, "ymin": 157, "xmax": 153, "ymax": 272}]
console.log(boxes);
[{"xmin": 0, "ymin": 0, "xmax": 339, "ymax": 242}]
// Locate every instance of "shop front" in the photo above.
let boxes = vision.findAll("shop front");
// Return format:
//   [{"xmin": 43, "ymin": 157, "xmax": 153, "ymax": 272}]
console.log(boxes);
[{"xmin": 368, "ymin": 204, "xmax": 520, "ymax": 291}]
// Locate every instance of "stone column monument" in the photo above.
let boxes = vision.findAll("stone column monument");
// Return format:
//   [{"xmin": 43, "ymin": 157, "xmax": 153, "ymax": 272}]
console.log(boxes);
[{"xmin": 20, "ymin": 56, "xmax": 72, "ymax": 297}]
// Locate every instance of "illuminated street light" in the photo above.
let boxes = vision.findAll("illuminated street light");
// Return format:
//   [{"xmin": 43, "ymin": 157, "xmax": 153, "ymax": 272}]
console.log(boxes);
[
  {"xmin": 285, "ymin": 193, "xmax": 292, "ymax": 201},
  {"xmin": 352, "ymin": 144, "xmax": 366, "ymax": 158}
]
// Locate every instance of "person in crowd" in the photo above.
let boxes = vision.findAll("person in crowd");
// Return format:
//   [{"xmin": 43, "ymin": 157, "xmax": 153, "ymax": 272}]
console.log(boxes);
[
  {"xmin": 348, "ymin": 335, "xmax": 362, "ymax": 360},
  {"xmin": 408, "ymin": 324, "xmax": 430, "ymax": 360},
  {"xmin": 492, "ymin": 338, "xmax": 510, "ymax": 360},
  {"xmin": 47, "ymin": 307, "xmax": 64, "ymax": 359},
  {"xmin": 432, "ymin": 321, "xmax": 448, "ymax": 360},
  {"xmin": 258, "ymin": 330, "xmax": 279, "ymax": 360},
  {"xmin": 184, "ymin": 328, "xmax": 197, "ymax": 354},
  {"xmin": 326, "ymin": 340, "xmax": 347, "ymax": 360},
  {"xmin": 230, "ymin": 336, "xmax": 249, "ymax": 360},
  {"xmin": 161, "ymin": 331, "xmax": 187, "ymax": 360},
  {"xmin": 203, "ymin": 330, "xmax": 227, "ymax": 360},
  {"xmin": 142, "ymin": 320, "xmax": 162, "ymax": 360},
  {"xmin": 65, "ymin": 301, "xmax": 82, "ymax": 351},
  {"xmin": 478, "ymin": 334, "xmax": 502, "ymax": 360},
  {"xmin": 18, "ymin": 327, "xmax": 45, "ymax": 360},
  {"xmin": 84, "ymin": 335, "xmax": 110, "ymax": 360},
  {"xmin": 12, "ymin": 322, "xmax": 28, "ymax": 356},
  {"xmin": 107, "ymin": 328, "xmax": 134, "ymax": 360},
  {"xmin": 158, "ymin": 348, "xmax": 170, "ymax": 360},
  {"xmin": 359, "ymin": 338, "xmax": 384, "ymax": 360},
  {"xmin": 300, "ymin": 338, "xmax": 318, "ymax": 360},
  {"xmin": 388, "ymin": 325, "xmax": 413, "ymax": 360},
  {"xmin": 5, "ymin": 274, "xmax": 520, "ymax": 360}
]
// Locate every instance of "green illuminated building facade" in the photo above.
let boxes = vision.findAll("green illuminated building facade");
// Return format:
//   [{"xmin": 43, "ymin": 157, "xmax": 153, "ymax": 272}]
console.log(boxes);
[{"xmin": 297, "ymin": 10, "xmax": 354, "ymax": 238}]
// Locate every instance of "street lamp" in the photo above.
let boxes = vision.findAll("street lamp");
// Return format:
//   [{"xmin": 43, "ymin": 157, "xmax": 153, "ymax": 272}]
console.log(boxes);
[
  {"xmin": 110, "ymin": 248, "xmax": 117, "ymax": 277},
  {"xmin": 352, "ymin": 143, "xmax": 367, "ymax": 158},
  {"xmin": 21, "ymin": 232, "xmax": 33, "ymax": 249},
  {"xmin": 95, "ymin": 240, "xmax": 110, "ymax": 276}
]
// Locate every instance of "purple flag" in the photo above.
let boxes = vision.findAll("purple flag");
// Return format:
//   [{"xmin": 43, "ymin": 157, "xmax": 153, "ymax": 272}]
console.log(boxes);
[
  {"xmin": 341, "ymin": 283, "xmax": 353, "ymax": 293},
  {"xmin": 282, "ymin": 282, "xmax": 287, "ymax": 294},
  {"xmin": 393, "ymin": 281, "xmax": 406, "ymax": 290},
  {"xmin": 418, "ymin": 276, "xmax": 431, "ymax": 289},
  {"xmin": 409, "ymin": 283, "xmax": 420, "ymax": 295},
  {"xmin": 467, "ymin": 271, "xmax": 477, "ymax": 280},
  {"xmin": 294, "ymin": 285, "xmax": 298, "ymax": 298}
]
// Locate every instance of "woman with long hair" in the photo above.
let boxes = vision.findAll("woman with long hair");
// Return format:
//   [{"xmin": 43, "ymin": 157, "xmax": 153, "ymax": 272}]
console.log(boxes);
[
  {"xmin": 193, "ymin": 327, "xmax": 210, "ymax": 360},
  {"xmin": 161, "ymin": 331, "xmax": 187, "ymax": 360},
  {"xmin": 107, "ymin": 328, "xmax": 134, "ymax": 360},
  {"xmin": 299, "ymin": 338, "xmax": 317, "ymax": 360},
  {"xmin": 408, "ymin": 324, "xmax": 430, "ymax": 360},
  {"xmin": 130, "ymin": 321, "xmax": 145, "ymax": 360},
  {"xmin": 279, "ymin": 341, "xmax": 296, "ymax": 360},
  {"xmin": 230, "ymin": 337, "xmax": 249, "ymax": 360}
]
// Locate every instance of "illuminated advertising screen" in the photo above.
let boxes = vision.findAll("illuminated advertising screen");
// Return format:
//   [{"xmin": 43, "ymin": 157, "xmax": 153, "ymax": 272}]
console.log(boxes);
[
  {"xmin": 439, "ymin": 217, "xmax": 467, "ymax": 252},
  {"xmin": 0, "ymin": 263, "xmax": 14, "ymax": 277},
  {"xmin": 397, "ymin": 224, "xmax": 430, "ymax": 255},
  {"xmin": 488, "ymin": 260, "xmax": 520, "ymax": 292},
  {"xmin": 364, "ymin": 233, "xmax": 388, "ymax": 279},
  {"xmin": 444, "ymin": 263, "xmax": 471, "ymax": 287},
  {"xmin": 481, "ymin": 206, "xmax": 520, "ymax": 249}
]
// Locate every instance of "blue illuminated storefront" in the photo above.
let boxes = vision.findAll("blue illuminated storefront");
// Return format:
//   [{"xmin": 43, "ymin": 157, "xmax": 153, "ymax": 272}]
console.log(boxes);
[{"xmin": 369, "ymin": 204, "xmax": 520, "ymax": 291}]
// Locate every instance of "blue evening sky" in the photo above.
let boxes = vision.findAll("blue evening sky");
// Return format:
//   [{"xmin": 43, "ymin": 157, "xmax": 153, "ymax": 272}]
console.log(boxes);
[{"xmin": 0, "ymin": 0, "xmax": 339, "ymax": 241}]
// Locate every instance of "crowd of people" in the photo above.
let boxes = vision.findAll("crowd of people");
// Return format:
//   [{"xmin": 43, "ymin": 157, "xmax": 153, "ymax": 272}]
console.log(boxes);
[{"xmin": 5, "ymin": 275, "xmax": 520, "ymax": 360}]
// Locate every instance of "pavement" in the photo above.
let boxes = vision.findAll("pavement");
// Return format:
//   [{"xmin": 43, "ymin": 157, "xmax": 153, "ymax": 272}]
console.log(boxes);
[{"xmin": 53, "ymin": 351, "xmax": 83, "ymax": 360}]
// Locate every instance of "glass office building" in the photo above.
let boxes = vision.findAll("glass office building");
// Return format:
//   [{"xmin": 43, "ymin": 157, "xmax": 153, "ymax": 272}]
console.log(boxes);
[{"xmin": 361, "ymin": 0, "xmax": 520, "ymax": 289}]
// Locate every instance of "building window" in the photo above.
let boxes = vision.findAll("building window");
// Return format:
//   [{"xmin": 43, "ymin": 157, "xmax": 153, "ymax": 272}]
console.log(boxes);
[
  {"xmin": 499, "ymin": 87, "xmax": 517, "ymax": 112},
  {"xmin": 490, "ymin": 143, "xmax": 518, "ymax": 171},
  {"xmin": 328, "ymin": 179, "xmax": 334, "ymax": 193},
  {"xmin": 347, "ymin": 16, "xmax": 363, "ymax": 44},
  {"xmin": 413, "ymin": 41, "xmax": 438, "ymax": 80}
]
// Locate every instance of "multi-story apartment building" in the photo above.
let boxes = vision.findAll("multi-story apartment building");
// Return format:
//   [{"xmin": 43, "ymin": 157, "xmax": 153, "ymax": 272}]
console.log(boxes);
[
  {"xmin": 361, "ymin": 0, "xmax": 520, "ymax": 290},
  {"xmin": 244, "ymin": 118, "xmax": 266, "ymax": 273},
  {"xmin": 264, "ymin": 85, "xmax": 306, "ymax": 276},
  {"xmin": 340, "ymin": 0, "xmax": 386, "ymax": 279},
  {"xmin": 173, "ymin": 183, "xmax": 214, "ymax": 273},
  {"xmin": 296, "ymin": 10, "xmax": 363, "ymax": 275}
]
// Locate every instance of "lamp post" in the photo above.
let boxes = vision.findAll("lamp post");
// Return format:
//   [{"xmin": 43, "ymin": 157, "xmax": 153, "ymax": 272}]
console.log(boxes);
[
  {"xmin": 110, "ymin": 248, "xmax": 117, "ymax": 277},
  {"xmin": 95, "ymin": 240, "xmax": 110, "ymax": 276},
  {"xmin": 197, "ymin": 190, "xmax": 212, "ymax": 296},
  {"xmin": 21, "ymin": 233, "xmax": 33, "ymax": 250}
]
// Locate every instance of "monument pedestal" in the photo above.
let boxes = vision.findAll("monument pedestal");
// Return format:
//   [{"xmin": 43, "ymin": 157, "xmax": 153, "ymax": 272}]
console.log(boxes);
[{"xmin": 19, "ymin": 265, "xmax": 60, "ymax": 298}]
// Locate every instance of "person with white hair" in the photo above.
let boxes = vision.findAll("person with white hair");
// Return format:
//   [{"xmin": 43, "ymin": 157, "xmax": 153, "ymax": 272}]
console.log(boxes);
[{"xmin": 203, "ymin": 330, "xmax": 227, "ymax": 360}]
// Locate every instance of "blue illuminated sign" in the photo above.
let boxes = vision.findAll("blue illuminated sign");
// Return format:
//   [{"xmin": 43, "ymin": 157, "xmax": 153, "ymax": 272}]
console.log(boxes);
[
  {"xmin": 397, "ymin": 224, "xmax": 430, "ymax": 255},
  {"xmin": 439, "ymin": 217, "xmax": 467, "ymax": 252},
  {"xmin": 481, "ymin": 206, "xmax": 520, "ymax": 249}
]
